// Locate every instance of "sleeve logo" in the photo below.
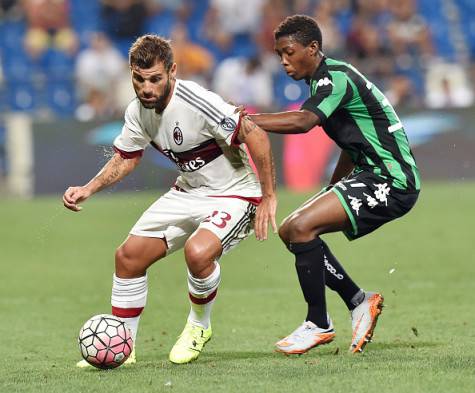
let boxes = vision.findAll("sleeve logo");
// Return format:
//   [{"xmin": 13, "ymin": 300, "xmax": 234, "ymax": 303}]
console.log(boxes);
[
  {"xmin": 317, "ymin": 77, "xmax": 334, "ymax": 87},
  {"xmin": 220, "ymin": 117, "xmax": 237, "ymax": 132}
]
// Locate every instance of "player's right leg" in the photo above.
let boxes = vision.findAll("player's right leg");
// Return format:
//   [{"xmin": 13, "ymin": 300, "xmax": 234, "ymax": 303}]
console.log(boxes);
[
  {"xmin": 169, "ymin": 197, "xmax": 256, "ymax": 364},
  {"xmin": 76, "ymin": 235, "xmax": 168, "ymax": 368},
  {"xmin": 169, "ymin": 229, "xmax": 222, "ymax": 364}
]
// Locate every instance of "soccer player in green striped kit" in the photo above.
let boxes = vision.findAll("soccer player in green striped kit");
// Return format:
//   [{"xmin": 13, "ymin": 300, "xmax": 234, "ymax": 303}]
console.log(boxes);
[{"xmin": 246, "ymin": 15, "xmax": 420, "ymax": 354}]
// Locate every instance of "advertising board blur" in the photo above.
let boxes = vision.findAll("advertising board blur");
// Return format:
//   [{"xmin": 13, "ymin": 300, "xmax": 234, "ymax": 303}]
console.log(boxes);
[{"xmin": 26, "ymin": 107, "xmax": 475, "ymax": 195}]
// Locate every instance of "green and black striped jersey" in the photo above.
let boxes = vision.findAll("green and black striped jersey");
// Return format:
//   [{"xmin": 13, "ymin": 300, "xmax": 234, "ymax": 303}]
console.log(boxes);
[{"xmin": 301, "ymin": 56, "xmax": 420, "ymax": 192}]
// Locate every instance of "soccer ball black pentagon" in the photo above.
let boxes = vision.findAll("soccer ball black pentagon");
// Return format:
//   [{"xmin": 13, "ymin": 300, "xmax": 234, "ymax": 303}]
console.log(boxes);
[{"xmin": 78, "ymin": 314, "xmax": 133, "ymax": 369}]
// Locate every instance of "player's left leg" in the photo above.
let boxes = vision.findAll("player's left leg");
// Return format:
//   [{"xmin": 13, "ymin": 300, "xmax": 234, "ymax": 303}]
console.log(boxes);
[
  {"xmin": 275, "ymin": 191, "xmax": 349, "ymax": 354},
  {"xmin": 169, "ymin": 228, "xmax": 222, "ymax": 364},
  {"xmin": 288, "ymin": 191, "xmax": 368, "ymax": 315}
]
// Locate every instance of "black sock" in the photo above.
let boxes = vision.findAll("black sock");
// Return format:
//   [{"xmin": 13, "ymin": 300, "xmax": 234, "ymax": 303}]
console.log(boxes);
[
  {"xmin": 321, "ymin": 240, "xmax": 363, "ymax": 310},
  {"xmin": 288, "ymin": 238, "xmax": 328, "ymax": 329}
]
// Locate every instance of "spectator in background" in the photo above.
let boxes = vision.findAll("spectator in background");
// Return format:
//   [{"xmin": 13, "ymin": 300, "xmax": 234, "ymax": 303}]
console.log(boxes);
[
  {"xmin": 22, "ymin": 0, "xmax": 78, "ymax": 58},
  {"xmin": 255, "ymin": 0, "xmax": 289, "ymax": 74},
  {"xmin": 75, "ymin": 32, "xmax": 128, "ymax": 120},
  {"xmin": 213, "ymin": 56, "xmax": 273, "ymax": 110},
  {"xmin": 1, "ymin": 0, "xmax": 22, "ymax": 20},
  {"xmin": 147, "ymin": 0, "xmax": 191, "ymax": 22},
  {"xmin": 170, "ymin": 23, "xmax": 214, "ymax": 86},
  {"xmin": 345, "ymin": 0, "xmax": 419, "ymax": 107},
  {"xmin": 203, "ymin": 0, "xmax": 266, "ymax": 53},
  {"xmin": 425, "ymin": 62, "xmax": 474, "ymax": 108},
  {"xmin": 384, "ymin": 74, "xmax": 417, "ymax": 108},
  {"xmin": 101, "ymin": 0, "xmax": 147, "ymax": 40},
  {"xmin": 387, "ymin": 0, "xmax": 433, "ymax": 58},
  {"xmin": 385, "ymin": 0, "xmax": 433, "ymax": 102},
  {"xmin": 311, "ymin": 0, "xmax": 344, "ymax": 57}
]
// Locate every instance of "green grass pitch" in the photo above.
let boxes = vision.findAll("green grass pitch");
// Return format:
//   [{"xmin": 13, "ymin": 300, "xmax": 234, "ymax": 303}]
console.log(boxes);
[{"xmin": 1, "ymin": 182, "xmax": 474, "ymax": 393}]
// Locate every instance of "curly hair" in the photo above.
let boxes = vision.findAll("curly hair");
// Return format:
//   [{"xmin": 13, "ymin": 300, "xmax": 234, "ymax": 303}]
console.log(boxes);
[
  {"xmin": 274, "ymin": 15, "xmax": 322, "ymax": 49},
  {"xmin": 129, "ymin": 34, "xmax": 174, "ymax": 71}
]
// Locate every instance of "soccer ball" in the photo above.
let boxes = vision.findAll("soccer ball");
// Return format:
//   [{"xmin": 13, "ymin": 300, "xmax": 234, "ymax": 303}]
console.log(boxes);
[{"xmin": 78, "ymin": 314, "xmax": 134, "ymax": 369}]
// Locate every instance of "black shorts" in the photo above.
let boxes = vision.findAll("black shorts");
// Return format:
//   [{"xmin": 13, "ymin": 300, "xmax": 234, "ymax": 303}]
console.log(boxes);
[{"xmin": 330, "ymin": 171, "xmax": 419, "ymax": 241}]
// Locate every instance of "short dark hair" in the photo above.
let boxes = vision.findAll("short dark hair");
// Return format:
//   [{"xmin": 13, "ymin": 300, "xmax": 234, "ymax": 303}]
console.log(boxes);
[
  {"xmin": 129, "ymin": 34, "xmax": 174, "ymax": 71},
  {"xmin": 274, "ymin": 15, "xmax": 323, "ymax": 49}
]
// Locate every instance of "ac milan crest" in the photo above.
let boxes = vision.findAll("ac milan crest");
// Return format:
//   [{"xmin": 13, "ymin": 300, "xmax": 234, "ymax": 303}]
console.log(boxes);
[{"xmin": 173, "ymin": 126, "xmax": 183, "ymax": 145}]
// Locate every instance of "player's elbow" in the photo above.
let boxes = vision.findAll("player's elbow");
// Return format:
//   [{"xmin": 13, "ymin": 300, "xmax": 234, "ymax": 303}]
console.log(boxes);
[{"xmin": 293, "ymin": 110, "xmax": 319, "ymax": 133}]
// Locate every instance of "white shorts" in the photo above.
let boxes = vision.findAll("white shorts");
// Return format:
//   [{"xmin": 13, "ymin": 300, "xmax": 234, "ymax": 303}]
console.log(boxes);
[{"xmin": 130, "ymin": 188, "xmax": 257, "ymax": 255}]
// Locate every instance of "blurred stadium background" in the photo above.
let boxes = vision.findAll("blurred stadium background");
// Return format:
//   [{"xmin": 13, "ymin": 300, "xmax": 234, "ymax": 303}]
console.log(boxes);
[
  {"xmin": 0, "ymin": 0, "xmax": 474, "ymax": 197},
  {"xmin": 1, "ymin": 2, "xmax": 475, "ymax": 391}
]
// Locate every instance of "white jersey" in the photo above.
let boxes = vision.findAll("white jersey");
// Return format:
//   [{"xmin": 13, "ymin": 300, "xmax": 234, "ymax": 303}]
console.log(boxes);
[{"xmin": 114, "ymin": 79, "xmax": 261, "ymax": 199}]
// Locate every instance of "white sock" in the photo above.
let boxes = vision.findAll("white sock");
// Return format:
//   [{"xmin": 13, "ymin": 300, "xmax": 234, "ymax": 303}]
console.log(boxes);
[
  {"xmin": 111, "ymin": 274, "xmax": 148, "ymax": 344},
  {"xmin": 187, "ymin": 262, "xmax": 221, "ymax": 329}
]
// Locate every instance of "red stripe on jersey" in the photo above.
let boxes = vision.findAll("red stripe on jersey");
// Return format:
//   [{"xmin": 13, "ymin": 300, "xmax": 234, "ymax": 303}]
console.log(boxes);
[
  {"xmin": 113, "ymin": 146, "xmax": 144, "ymax": 159},
  {"xmin": 189, "ymin": 289, "xmax": 218, "ymax": 305},
  {"xmin": 230, "ymin": 115, "xmax": 243, "ymax": 147},
  {"xmin": 173, "ymin": 139, "xmax": 222, "ymax": 162},
  {"xmin": 209, "ymin": 195, "xmax": 262, "ymax": 206},
  {"xmin": 112, "ymin": 306, "xmax": 144, "ymax": 318}
]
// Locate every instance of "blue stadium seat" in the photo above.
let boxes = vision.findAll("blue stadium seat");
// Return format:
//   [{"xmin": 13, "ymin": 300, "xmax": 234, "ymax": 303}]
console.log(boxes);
[
  {"xmin": 145, "ymin": 9, "xmax": 176, "ymax": 37},
  {"xmin": 6, "ymin": 81, "xmax": 37, "ymax": 112},
  {"xmin": 230, "ymin": 34, "xmax": 257, "ymax": 58},
  {"xmin": 456, "ymin": 0, "xmax": 475, "ymax": 58},
  {"xmin": 42, "ymin": 49, "xmax": 76, "ymax": 81},
  {"xmin": 46, "ymin": 80, "xmax": 77, "ymax": 117},
  {"xmin": 2, "ymin": 51, "xmax": 42, "ymax": 82},
  {"xmin": 187, "ymin": 0, "xmax": 210, "ymax": 42},
  {"xmin": 0, "ymin": 20, "xmax": 26, "ymax": 52}
]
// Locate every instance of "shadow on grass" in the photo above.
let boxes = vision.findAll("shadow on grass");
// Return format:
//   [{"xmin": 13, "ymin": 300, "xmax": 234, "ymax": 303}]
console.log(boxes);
[{"xmin": 76, "ymin": 341, "xmax": 444, "ymax": 373}]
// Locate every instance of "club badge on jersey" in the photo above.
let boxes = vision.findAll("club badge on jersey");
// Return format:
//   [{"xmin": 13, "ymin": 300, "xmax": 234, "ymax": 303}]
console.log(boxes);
[{"xmin": 173, "ymin": 124, "xmax": 183, "ymax": 145}]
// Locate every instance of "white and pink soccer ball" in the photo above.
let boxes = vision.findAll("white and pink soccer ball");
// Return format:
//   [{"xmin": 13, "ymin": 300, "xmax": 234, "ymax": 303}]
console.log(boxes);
[{"xmin": 78, "ymin": 314, "xmax": 133, "ymax": 369}]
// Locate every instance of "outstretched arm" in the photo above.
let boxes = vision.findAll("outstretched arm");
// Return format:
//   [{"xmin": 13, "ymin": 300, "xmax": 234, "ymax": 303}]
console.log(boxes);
[
  {"xmin": 247, "ymin": 109, "xmax": 320, "ymax": 134},
  {"xmin": 237, "ymin": 116, "xmax": 277, "ymax": 240},
  {"xmin": 63, "ymin": 152, "xmax": 141, "ymax": 212}
]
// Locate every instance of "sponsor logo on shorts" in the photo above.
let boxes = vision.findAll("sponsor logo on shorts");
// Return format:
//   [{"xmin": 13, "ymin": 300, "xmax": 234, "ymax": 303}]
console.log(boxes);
[
  {"xmin": 363, "ymin": 192, "xmax": 378, "ymax": 208},
  {"xmin": 348, "ymin": 195, "xmax": 362, "ymax": 216},
  {"xmin": 373, "ymin": 183, "xmax": 390, "ymax": 205},
  {"xmin": 336, "ymin": 181, "xmax": 347, "ymax": 191}
]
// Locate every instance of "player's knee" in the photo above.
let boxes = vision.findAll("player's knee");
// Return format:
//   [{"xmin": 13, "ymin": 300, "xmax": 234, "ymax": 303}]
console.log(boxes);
[
  {"xmin": 285, "ymin": 215, "xmax": 313, "ymax": 242},
  {"xmin": 115, "ymin": 245, "xmax": 141, "ymax": 278},
  {"xmin": 278, "ymin": 222, "xmax": 290, "ymax": 244},
  {"xmin": 184, "ymin": 241, "xmax": 212, "ymax": 276}
]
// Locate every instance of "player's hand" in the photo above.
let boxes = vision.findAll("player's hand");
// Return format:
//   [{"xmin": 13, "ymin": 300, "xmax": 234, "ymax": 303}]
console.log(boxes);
[
  {"xmin": 63, "ymin": 186, "xmax": 92, "ymax": 212},
  {"xmin": 253, "ymin": 194, "xmax": 278, "ymax": 241},
  {"xmin": 233, "ymin": 105, "xmax": 248, "ymax": 117}
]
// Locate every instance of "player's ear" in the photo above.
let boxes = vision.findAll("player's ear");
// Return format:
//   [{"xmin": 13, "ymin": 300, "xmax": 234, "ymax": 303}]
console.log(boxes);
[
  {"xmin": 308, "ymin": 40, "xmax": 319, "ymax": 56},
  {"xmin": 170, "ymin": 62, "xmax": 177, "ymax": 78}
]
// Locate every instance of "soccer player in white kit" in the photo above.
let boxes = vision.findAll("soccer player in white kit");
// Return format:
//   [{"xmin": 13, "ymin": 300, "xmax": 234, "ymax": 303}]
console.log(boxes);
[{"xmin": 63, "ymin": 35, "xmax": 277, "ymax": 366}]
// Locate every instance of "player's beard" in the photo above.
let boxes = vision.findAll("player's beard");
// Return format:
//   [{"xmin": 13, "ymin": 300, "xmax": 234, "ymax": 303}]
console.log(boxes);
[{"xmin": 138, "ymin": 77, "xmax": 172, "ymax": 113}]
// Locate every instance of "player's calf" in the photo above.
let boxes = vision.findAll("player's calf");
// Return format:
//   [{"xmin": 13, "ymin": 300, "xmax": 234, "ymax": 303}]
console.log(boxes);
[{"xmin": 169, "ymin": 261, "xmax": 220, "ymax": 364}]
